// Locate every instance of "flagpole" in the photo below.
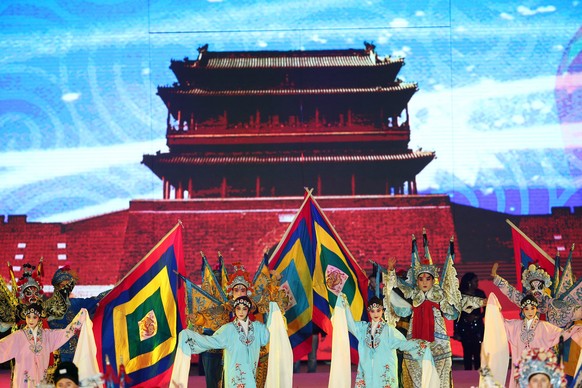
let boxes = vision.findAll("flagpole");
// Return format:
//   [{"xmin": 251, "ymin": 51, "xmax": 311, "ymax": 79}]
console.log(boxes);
[
  {"xmin": 112, "ymin": 222, "xmax": 183, "ymax": 288},
  {"xmin": 309, "ymin": 192, "xmax": 366, "ymax": 274},
  {"xmin": 266, "ymin": 189, "xmax": 312, "ymax": 266},
  {"xmin": 505, "ymin": 219, "xmax": 554, "ymax": 264}
]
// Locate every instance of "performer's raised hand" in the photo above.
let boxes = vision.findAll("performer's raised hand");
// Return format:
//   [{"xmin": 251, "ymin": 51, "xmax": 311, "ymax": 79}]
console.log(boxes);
[
  {"xmin": 387, "ymin": 257, "xmax": 396, "ymax": 271},
  {"xmin": 491, "ymin": 262, "xmax": 499, "ymax": 278}
]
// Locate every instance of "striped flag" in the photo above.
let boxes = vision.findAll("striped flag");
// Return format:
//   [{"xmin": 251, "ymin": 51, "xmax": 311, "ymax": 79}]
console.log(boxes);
[
  {"xmin": 92, "ymin": 223, "xmax": 186, "ymax": 387},
  {"xmin": 269, "ymin": 190, "xmax": 368, "ymax": 362}
]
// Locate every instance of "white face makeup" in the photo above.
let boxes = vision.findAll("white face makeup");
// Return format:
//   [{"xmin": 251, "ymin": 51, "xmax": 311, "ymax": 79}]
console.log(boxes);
[
  {"xmin": 417, "ymin": 272, "xmax": 434, "ymax": 292},
  {"xmin": 522, "ymin": 304, "xmax": 538, "ymax": 320},
  {"xmin": 368, "ymin": 307, "xmax": 383, "ymax": 322},
  {"xmin": 235, "ymin": 304, "xmax": 249, "ymax": 320},
  {"xmin": 26, "ymin": 312, "xmax": 39, "ymax": 329},
  {"xmin": 232, "ymin": 284, "xmax": 248, "ymax": 299}
]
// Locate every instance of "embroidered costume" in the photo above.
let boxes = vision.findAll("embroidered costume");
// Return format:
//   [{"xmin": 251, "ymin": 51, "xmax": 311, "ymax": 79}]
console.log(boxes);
[
  {"xmin": 0, "ymin": 307, "xmax": 86, "ymax": 387},
  {"xmin": 493, "ymin": 263, "xmax": 582, "ymax": 328},
  {"xmin": 172, "ymin": 298, "xmax": 275, "ymax": 388},
  {"xmin": 483, "ymin": 293, "xmax": 582, "ymax": 388},
  {"xmin": 343, "ymin": 296, "xmax": 425, "ymax": 387},
  {"xmin": 383, "ymin": 232, "xmax": 461, "ymax": 388},
  {"xmin": 185, "ymin": 255, "xmax": 288, "ymax": 388},
  {"xmin": 47, "ymin": 266, "xmax": 107, "ymax": 363}
]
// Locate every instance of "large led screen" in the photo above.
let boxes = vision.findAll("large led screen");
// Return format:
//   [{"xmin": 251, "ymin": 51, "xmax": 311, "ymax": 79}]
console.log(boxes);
[{"xmin": 1, "ymin": 0, "xmax": 580, "ymax": 221}]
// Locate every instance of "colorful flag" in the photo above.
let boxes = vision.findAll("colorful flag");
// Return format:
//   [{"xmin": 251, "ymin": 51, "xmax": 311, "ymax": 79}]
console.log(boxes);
[
  {"xmin": 506, "ymin": 219, "xmax": 555, "ymax": 290},
  {"xmin": 218, "ymin": 252, "xmax": 229, "ymax": 292},
  {"xmin": 200, "ymin": 252, "xmax": 227, "ymax": 302},
  {"xmin": 269, "ymin": 190, "xmax": 368, "ymax": 363},
  {"xmin": 178, "ymin": 272, "xmax": 223, "ymax": 318},
  {"xmin": 92, "ymin": 223, "xmax": 186, "ymax": 387},
  {"xmin": 555, "ymin": 244, "xmax": 576, "ymax": 300},
  {"xmin": 268, "ymin": 194, "xmax": 315, "ymax": 360}
]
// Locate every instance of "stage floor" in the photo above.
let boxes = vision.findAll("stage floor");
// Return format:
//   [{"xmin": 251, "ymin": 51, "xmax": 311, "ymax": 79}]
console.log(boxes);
[{"xmin": 0, "ymin": 364, "xmax": 487, "ymax": 387}]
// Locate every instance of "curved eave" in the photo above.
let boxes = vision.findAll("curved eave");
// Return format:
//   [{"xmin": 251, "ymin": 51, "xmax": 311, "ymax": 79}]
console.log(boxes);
[
  {"xmin": 170, "ymin": 56, "xmax": 405, "ymax": 70},
  {"xmin": 143, "ymin": 151, "xmax": 435, "ymax": 166},
  {"xmin": 157, "ymin": 83, "xmax": 418, "ymax": 98}
]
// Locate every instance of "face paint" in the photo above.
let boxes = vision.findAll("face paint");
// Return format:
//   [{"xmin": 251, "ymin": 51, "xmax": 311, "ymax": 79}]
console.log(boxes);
[
  {"xmin": 368, "ymin": 307, "xmax": 383, "ymax": 322},
  {"xmin": 235, "ymin": 304, "xmax": 249, "ymax": 320},
  {"xmin": 522, "ymin": 304, "xmax": 538, "ymax": 320},
  {"xmin": 417, "ymin": 273, "xmax": 434, "ymax": 292},
  {"xmin": 232, "ymin": 284, "xmax": 248, "ymax": 299},
  {"xmin": 529, "ymin": 280, "xmax": 545, "ymax": 299}
]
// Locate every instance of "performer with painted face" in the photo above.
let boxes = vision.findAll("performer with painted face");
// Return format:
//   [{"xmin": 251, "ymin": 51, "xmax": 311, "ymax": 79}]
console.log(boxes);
[
  {"xmin": 491, "ymin": 260, "xmax": 582, "ymax": 329},
  {"xmin": 482, "ymin": 293, "xmax": 582, "ymax": 388},
  {"xmin": 48, "ymin": 266, "xmax": 108, "ymax": 363},
  {"xmin": 480, "ymin": 348, "xmax": 568, "ymax": 388},
  {"xmin": 515, "ymin": 348, "xmax": 567, "ymax": 388},
  {"xmin": 172, "ymin": 296, "xmax": 286, "ymax": 388},
  {"xmin": 341, "ymin": 294, "xmax": 426, "ymax": 387},
  {"xmin": 0, "ymin": 303, "xmax": 87, "ymax": 387},
  {"xmin": 186, "ymin": 255, "xmax": 289, "ymax": 388},
  {"xmin": 383, "ymin": 231, "xmax": 462, "ymax": 388}
]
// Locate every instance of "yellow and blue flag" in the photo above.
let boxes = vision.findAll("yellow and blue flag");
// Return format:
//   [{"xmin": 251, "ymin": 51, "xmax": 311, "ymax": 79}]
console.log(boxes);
[
  {"xmin": 269, "ymin": 190, "xmax": 368, "ymax": 363},
  {"xmin": 200, "ymin": 252, "xmax": 227, "ymax": 302},
  {"xmin": 93, "ymin": 223, "xmax": 186, "ymax": 387}
]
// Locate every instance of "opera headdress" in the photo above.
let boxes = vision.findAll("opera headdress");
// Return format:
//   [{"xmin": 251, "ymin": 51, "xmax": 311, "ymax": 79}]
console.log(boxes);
[
  {"xmin": 520, "ymin": 294, "xmax": 538, "ymax": 309},
  {"xmin": 18, "ymin": 302, "xmax": 44, "ymax": 320},
  {"xmin": 515, "ymin": 348, "xmax": 566, "ymax": 388},
  {"xmin": 521, "ymin": 263, "xmax": 551, "ymax": 291},
  {"xmin": 367, "ymin": 296, "xmax": 385, "ymax": 311},
  {"xmin": 409, "ymin": 231, "xmax": 440, "ymax": 283},
  {"xmin": 16, "ymin": 263, "xmax": 44, "ymax": 304},
  {"xmin": 51, "ymin": 265, "xmax": 78, "ymax": 288},
  {"xmin": 226, "ymin": 262, "xmax": 253, "ymax": 296},
  {"xmin": 233, "ymin": 296, "xmax": 253, "ymax": 310}
]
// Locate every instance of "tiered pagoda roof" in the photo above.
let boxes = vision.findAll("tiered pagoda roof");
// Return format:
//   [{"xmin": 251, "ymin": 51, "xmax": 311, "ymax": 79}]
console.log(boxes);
[{"xmin": 144, "ymin": 43, "xmax": 435, "ymax": 198}]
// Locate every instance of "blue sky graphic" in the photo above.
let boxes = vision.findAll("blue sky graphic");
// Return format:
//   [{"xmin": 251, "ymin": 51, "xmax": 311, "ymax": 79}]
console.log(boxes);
[{"xmin": 0, "ymin": 0, "xmax": 580, "ymax": 221}]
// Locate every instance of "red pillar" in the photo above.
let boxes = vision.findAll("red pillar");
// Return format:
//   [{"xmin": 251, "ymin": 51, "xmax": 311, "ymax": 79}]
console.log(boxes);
[
  {"xmin": 163, "ymin": 178, "xmax": 170, "ymax": 199},
  {"xmin": 221, "ymin": 177, "xmax": 227, "ymax": 198}
]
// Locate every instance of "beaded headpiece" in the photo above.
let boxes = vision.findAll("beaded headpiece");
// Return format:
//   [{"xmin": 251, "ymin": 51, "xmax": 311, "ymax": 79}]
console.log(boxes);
[
  {"xmin": 520, "ymin": 294, "xmax": 538, "ymax": 309},
  {"xmin": 18, "ymin": 302, "xmax": 44, "ymax": 320},
  {"xmin": 226, "ymin": 263, "xmax": 253, "ymax": 296},
  {"xmin": 367, "ymin": 296, "xmax": 385, "ymax": 311},
  {"xmin": 233, "ymin": 296, "xmax": 253, "ymax": 310},
  {"xmin": 515, "ymin": 348, "xmax": 566, "ymax": 388},
  {"xmin": 521, "ymin": 264, "xmax": 551, "ymax": 291}
]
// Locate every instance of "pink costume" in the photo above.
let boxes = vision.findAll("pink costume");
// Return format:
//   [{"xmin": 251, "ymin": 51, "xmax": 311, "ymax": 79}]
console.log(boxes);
[
  {"xmin": 504, "ymin": 315, "xmax": 581, "ymax": 388},
  {"xmin": 0, "ymin": 308, "xmax": 86, "ymax": 387}
]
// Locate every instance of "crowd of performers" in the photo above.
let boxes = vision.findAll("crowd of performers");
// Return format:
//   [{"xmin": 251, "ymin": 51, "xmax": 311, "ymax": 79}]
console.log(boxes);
[
  {"xmin": 0, "ymin": 260, "xmax": 102, "ymax": 387},
  {"xmin": 0, "ymin": 230, "xmax": 581, "ymax": 387}
]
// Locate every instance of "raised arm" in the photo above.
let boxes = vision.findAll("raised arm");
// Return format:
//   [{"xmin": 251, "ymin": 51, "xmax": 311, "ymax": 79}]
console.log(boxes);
[
  {"xmin": 340, "ymin": 294, "xmax": 359, "ymax": 336},
  {"xmin": 47, "ymin": 308, "xmax": 88, "ymax": 351},
  {"xmin": 491, "ymin": 263, "xmax": 523, "ymax": 308}
]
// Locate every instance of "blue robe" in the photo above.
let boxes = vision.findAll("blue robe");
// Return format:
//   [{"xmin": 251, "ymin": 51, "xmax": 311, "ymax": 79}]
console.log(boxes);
[
  {"xmin": 346, "ymin": 308, "xmax": 423, "ymax": 388},
  {"xmin": 178, "ymin": 319, "xmax": 269, "ymax": 388}
]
